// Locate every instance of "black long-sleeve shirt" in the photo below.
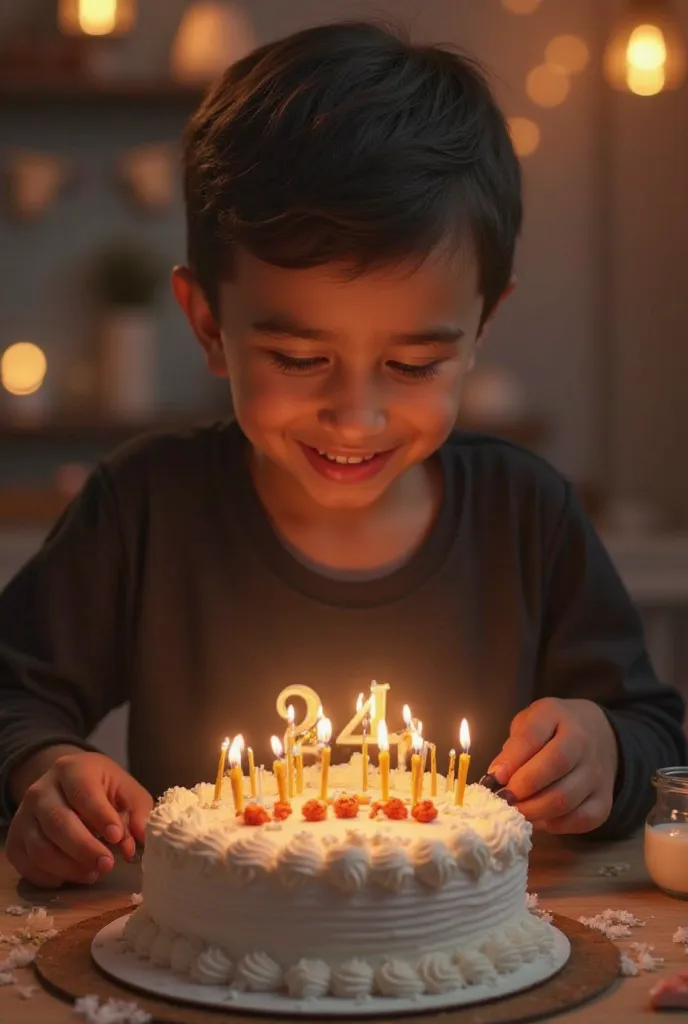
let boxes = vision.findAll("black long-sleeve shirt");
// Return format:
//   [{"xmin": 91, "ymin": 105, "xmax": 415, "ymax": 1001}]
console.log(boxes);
[{"xmin": 0, "ymin": 421, "xmax": 684, "ymax": 836}]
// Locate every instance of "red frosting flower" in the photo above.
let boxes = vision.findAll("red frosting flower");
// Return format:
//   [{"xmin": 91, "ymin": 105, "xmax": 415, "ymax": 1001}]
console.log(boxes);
[
  {"xmin": 333, "ymin": 795, "xmax": 359, "ymax": 819},
  {"xmin": 383, "ymin": 798, "xmax": 409, "ymax": 820},
  {"xmin": 412, "ymin": 800, "xmax": 438, "ymax": 823},
  {"xmin": 272, "ymin": 801, "xmax": 293, "ymax": 821},
  {"xmin": 302, "ymin": 799, "xmax": 328, "ymax": 822},
  {"xmin": 243, "ymin": 804, "xmax": 270, "ymax": 826}
]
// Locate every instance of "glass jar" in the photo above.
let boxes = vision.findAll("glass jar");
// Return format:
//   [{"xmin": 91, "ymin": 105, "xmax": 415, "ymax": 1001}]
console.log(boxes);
[{"xmin": 644, "ymin": 767, "xmax": 688, "ymax": 899}]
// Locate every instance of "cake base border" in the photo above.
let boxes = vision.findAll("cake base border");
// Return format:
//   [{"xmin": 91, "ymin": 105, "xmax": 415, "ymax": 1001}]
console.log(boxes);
[{"xmin": 35, "ymin": 907, "xmax": 621, "ymax": 1023}]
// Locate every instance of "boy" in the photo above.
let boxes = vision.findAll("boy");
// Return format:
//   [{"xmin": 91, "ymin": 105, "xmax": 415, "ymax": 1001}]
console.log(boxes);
[{"xmin": 1, "ymin": 22, "xmax": 685, "ymax": 890}]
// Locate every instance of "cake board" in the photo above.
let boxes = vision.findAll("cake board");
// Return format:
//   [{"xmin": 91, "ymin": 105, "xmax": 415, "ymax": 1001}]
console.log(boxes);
[{"xmin": 34, "ymin": 908, "xmax": 621, "ymax": 1023}]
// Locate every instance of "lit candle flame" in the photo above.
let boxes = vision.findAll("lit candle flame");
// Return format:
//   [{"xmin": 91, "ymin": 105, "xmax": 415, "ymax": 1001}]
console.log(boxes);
[
  {"xmin": 270, "ymin": 735, "xmax": 284, "ymax": 759},
  {"xmin": 316, "ymin": 704, "xmax": 323, "ymax": 721},
  {"xmin": 356, "ymin": 693, "xmax": 364, "ymax": 714},
  {"xmin": 287, "ymin": 704, "xmax": 295, "ymax": 727},
  {"xmin": 316, "ymin": 716, "xmax": 332, "ymax": 745},
  {"xmin": 402, "ymin": 704, "xmax": 412, "ymax": 727},
  {"xmin": 449, "ymin": 747, "xmax": 456, "ymax": 757},
  {"xmin": 229, "ymin": 735, "xmax": 244, "ymax": 765},
  {"xmin": 417, "ymin": 719, "xmax": 423, "ymax": 737},
  {"xmin": 460, "ymin": 719, "xmax": 470, "ymax": 754},
  {"xmin": 377, "ymin": 719, "xmax": 389, "ymax": 752},
  {"xmin": 411, "ymin": 730, "xmax": 424, "ymax": 753},
  {"xmin": 220, "ymin": 737, "xmax": 230, "ymax": 753}
]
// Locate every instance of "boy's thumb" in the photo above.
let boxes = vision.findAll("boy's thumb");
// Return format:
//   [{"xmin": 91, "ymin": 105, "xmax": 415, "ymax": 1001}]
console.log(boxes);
[{"xmin": 116, "ymin": 777, "xmax": 154, "ymax": 844}]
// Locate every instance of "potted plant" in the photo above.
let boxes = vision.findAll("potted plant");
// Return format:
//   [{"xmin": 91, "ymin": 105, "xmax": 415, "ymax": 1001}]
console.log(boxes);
[{"xmin": 91, "ymin": 241, "xmax": 162, "ymax": 420}]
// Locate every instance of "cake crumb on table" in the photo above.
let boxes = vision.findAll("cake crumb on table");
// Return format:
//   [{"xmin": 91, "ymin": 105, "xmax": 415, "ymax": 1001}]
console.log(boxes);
[
  {"xmin": 74, "ymin": 994, "xmax": 152, "ymax": 1024},
  {"xmin": 129, "ymin": 893, "xmax": 143, "ymax": 906},
  {"xmin": 4, "ymin": 906, "xmax": 27, "ymax": 916},
  {"xmin": 16, "ymin": 984, "xmax": 38, "ymax": 999},
  {"xmin": 619, "ymin": 943, "xmax": 664, "ymax": 976},
  {"xmin": 525, "ymin": 892, "xmax": 553, "ymax": 924},
  {"xmin": 0, "ymin": 971, "xmax": 15, "ymax": 985},
  {"xmin": 672, "ymin": 926, "xmax": 688, "ymax": 946},
  {"xmin": 578, "ymin": 909, "xmax": 646, "ymax": 940}
]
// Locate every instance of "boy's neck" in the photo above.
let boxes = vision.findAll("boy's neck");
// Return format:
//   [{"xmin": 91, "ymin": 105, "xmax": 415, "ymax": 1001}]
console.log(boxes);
[{"xmin": 249, "ymin": 449, "xmax": 444, "ymax": 572}]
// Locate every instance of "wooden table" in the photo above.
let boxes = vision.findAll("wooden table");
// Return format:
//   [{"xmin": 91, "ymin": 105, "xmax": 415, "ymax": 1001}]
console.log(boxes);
[{"xmin": 0, "ymin": 832, "xmax": 686, "ymax": 1023}]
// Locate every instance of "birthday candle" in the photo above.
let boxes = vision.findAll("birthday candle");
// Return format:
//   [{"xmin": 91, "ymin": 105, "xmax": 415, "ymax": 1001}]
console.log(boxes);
[
  {"xmin": 430, "ymin": 743, "xmax": 437, "ymax": 797},
  {"xmin": 271, "ymin": 736, "xmax": 288, "ymax": 803},
  {"xmin": 455, "ymin": 720, "xmax": 471, "ymax": 806},
  {"xmin": 294, "ymin": 744, "xmax": 304, "ymax": 794},
  {"xmin": 285, "ymin": 704, "xmax": 295, "ymax": 799},
  {"xmin": 378, "ymin": 720, "xmax": 390, "ymax": 801},
  {"xmin": 357, "ymin": 693, "xmax": 370, "ymax": 792},
  {"xmin": 214, "ymin": 737, "xmax": 229, "ymax": 803},
  {"xmin": 247, "ymin": 747, "xmax": 257, "ymax": 798},
  {"xmin": 411, "ymin": 731, "xmax": 423, "ymax": 805},
  {"xmin": 318, "ymin": 716, "xmax": 333, "ymax": 802},
  {"xmin": 229, "ymin": 735, "xmax": 245, "ymax": 814},
  {"xmin": 446, "ymin": 748, "xmax": 456, "ymax": 792}
]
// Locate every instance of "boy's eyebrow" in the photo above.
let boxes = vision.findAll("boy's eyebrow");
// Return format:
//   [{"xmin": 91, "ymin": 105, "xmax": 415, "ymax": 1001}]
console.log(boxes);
[{"xmin": 251, "ymin": 314, "xmax": 464, "ymax": 344}]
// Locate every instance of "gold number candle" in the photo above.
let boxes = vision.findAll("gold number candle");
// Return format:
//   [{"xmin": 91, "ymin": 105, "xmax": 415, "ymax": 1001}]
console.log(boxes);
[
  {"xmin": 271, "ymin": 736, "xmax": 288, "ymax": 803},
  {"xmin": 228, "ymin": 735, "xmax": 245, "ymax": 814},
  {"xmin": 317, "ymin": 716, "xmax": 333, "ymax": 801},
  {"xmin": 247, "ymin": 747, "xmax": 257, "ymax": 798},
  {"xmin": 214, "ymin": 737, "xmax": 229, "ymax": 803},
  {"xmin": 455, "ymin": 719, "xmax": 471, "ymax": 806},
  {"xmin": 357, "ymin": 693, "xmax": 370, "ymax": 792},
  {"xmin": 446, "ymin": 748, "xmax": 456, "ymax": 792},
  {"xmin": 378, "ymin": 720, "xmax": 390, "ymax": 801}
]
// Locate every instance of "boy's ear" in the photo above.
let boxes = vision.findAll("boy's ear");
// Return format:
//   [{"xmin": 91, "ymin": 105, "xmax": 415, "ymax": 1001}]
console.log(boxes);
[
  {"xmin": 171, "ymin": 266, "xmax": 228, "ymax": 378},
  {"xmin": 476, "ymin": 275, "xmax": 517, "ymax": 347}
]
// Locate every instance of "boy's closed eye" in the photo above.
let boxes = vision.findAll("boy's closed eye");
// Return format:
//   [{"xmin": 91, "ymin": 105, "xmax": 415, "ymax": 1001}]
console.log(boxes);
[{"xmin": 267, "ymin": 350, "xmax": 445, "ymax": 381}]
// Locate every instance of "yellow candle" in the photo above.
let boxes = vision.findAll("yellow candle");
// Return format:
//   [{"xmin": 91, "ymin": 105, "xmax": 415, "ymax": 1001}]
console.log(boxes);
[
  {"xmin": 270, "ymin": 735, "xmax": 287, "ymax": 803},
  {"xmin": 317, "ymin": 716, "xmax": 332, "ymax": 801},
  {"xmin": 446, "ymin": 748, "xmax": 456, "ymax": 792},
  {"xmin": 378, "ymin": 720, "xmax": 390, "ymax": 801},
  {"xmin": 294, "ymin": 744, "xmax": 304, "ymax": 794},
  {"xmin": 285, "ymin": 704, "xmax": 295, "ymax": 799},
  {"xmin": 430, "ymin": 744, "xmax": 437, "ymax": 797},
  {"xmin": 362, "ymin": 734, "xmax": 369, "ymax": 792},
  {"xmin": 247, "ymin": 747, "xmax": 257, "ymax": 798},
  {"xmin": 214, "ymin": 737, "xmax": 229, "ymax": 803},
  {"xmin": 228, "ymin": 735, "xmax": 245, "ymax": 814},
  {"xmin": 411, "ymin": 732, "xmax": 423, "ymax": 804},
  {"xmin": 455, "ymin": 720, "xmax": 471, "ymax": 806}
]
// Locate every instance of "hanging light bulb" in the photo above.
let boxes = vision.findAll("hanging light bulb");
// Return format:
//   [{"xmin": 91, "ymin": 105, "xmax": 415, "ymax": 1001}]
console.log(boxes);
[
  {"xmin": 58, "ymin": 0, "xmax": 137, "ymax": 38},
  {"xmin": 604, "ymin": 0, "xmax": 686, "ymax": 95}
]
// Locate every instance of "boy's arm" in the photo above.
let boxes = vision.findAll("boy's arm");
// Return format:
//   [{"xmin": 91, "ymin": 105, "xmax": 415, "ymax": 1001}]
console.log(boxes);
[
  {"xmin": 0, "ymin": 467, "xmax": 127, "ymax": 819},
  {"xmin": 537, "ymin": 482, "xmax": 687, "ymax": 840}
]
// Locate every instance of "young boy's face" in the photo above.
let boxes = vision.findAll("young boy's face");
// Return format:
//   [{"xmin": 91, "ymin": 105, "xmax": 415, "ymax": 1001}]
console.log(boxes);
[{"xmin": 176, "ymin": 245, "xmax": 499, "ymax": 512}]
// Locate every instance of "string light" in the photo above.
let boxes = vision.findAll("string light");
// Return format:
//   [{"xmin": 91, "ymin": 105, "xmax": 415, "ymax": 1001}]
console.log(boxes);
[{"xmin": 604, "ymin": 0, "xmax": 686, "ymax": 95}]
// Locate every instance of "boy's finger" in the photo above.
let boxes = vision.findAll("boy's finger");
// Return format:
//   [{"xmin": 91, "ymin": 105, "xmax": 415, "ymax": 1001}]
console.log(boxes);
[
  {"xmin": 488, "ymin": 699, "xmax": 562, "ymax": 783},
  {"xmin": 510, "ymin": 763, "xmax": 590, "ymax": 821},
  {"xmin": 58, "ymin": 767, "xmax": 123, "ymax": 844},
  {"xmin": 23, "ymin": 823, "xmax": 100, "ymax": 886},
  {"xmin": 33, "ymin": 792, "xmax": 114, "ymax": 869},
  {"xmin": 501, "ymin": 732, "xmax": 581, "ymax": 803}
]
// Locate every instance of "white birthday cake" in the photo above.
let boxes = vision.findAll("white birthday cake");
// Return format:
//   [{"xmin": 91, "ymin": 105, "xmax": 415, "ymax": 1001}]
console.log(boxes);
[{"xmin": 122, "ymin": 757, "xmax": 555, "ymax": 1001}]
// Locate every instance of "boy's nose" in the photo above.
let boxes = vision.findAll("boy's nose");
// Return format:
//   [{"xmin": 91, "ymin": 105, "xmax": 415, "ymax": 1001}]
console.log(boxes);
[{"xmin": 317, "ymin": 383, "xmax": 387, "ymax": 440}]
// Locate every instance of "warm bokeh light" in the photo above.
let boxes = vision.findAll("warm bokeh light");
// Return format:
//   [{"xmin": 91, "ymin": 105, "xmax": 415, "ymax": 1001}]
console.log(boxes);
[
  {"xmin": 627, "ymin": 24, "xmax": 668, "ymax": 70},
  {"xmin": 604, "ymin": 3, "xmax": 686, "ymax": 94},
  {"xmin": 545, "ymin": 34, "xmax": 591, "ymax": 75},
  {"xmin": 58, "ymin": 0, "xmax": 137, "ymax": 37},
  {"xmin": 526, "ymin": 64, "xmax": 571, "ymax": 107},
  {"xmin": 1, "ymin": 342, "xmax": 47, "ymax": 396},
  {"xmin": 501, "ymin": 0, "xmax": 542, "ymax": 14},
  {"xmin": 508, "ymin": 116, "xmax": 541, "ymax": 157}
]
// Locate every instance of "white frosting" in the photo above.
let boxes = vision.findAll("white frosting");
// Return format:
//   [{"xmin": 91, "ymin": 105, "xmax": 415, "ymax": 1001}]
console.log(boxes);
[
  {"xmin": 126, "ymin": 762, "xmax": 554, "ymax": 1000},
  {"xmin": 285, "ymin": 959, "xmax": 331, "ymax": 999}
]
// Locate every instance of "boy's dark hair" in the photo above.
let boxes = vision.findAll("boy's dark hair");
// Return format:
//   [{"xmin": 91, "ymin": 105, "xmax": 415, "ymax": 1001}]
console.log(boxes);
[{"xmin": 183, "ymin": 21, "xmax": 522, "ymax": 323}]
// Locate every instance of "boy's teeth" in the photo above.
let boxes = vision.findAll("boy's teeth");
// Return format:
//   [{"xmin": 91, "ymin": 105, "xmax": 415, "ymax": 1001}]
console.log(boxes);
[{"xmin": 317, "ymin": 451, "xmax": 375, "ymax": 464}]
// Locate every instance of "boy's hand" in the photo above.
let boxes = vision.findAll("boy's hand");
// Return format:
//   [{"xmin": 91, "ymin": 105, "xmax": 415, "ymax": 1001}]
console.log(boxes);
[
  {"xmin": 488, "ymin": 698, "xmax": 619, "ymax": 834},
  {"xmin": 6, "ymin": 751, "xmax": 153, "ymax": 888}
]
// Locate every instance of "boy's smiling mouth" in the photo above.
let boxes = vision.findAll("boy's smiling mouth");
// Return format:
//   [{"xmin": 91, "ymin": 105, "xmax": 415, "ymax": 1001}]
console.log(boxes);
[{"xmin": 298, "ymin": 442, "xmax": 397, "ymax": 482}]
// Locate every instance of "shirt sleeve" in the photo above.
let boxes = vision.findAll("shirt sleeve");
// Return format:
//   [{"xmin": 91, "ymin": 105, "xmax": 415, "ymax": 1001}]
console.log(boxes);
[
  {"xmin": 0, "ymin": 466, "xmax": 128, "ymax": 820},
  {"xmin": 537, "ymin": 481, "xmax": 687, "ymax": 839}
]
